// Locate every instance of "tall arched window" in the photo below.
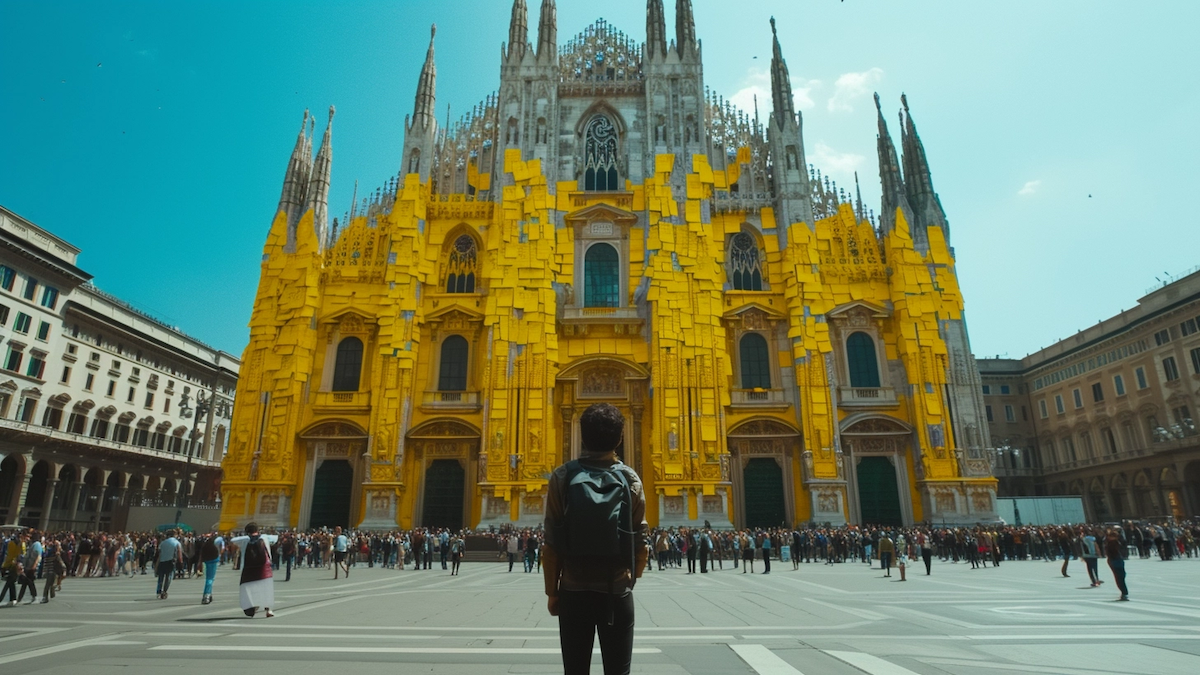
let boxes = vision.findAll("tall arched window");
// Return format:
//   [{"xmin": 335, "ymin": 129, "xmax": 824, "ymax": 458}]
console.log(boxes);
[
  {"xmin": 583, "ymin": 115, "xmax": 619, "ymax": 191},
  {"xmin": 584, "ymin": 243, "xmax": 620, "ymax": 308},
  {"xmin": 332, "ymin": 337, "xmax": 364, "ymax": 392},
  {"xmin": 444, "ymin": 234, "xmax": 478, "ymax": 293},
  {"xmin": 739, "ymin": 333, "xmax": 772, "ymax": 389},
  {"xmin": 728, "ymin": 232, "xmax": 763, "ymax": 291},
  {"xmin": 438, "ymin": 335, "xmax": 469, "ymax": 391},
  {"xmin": 846, "ymin": 332, "xmax": 881, "ymax": 388}
]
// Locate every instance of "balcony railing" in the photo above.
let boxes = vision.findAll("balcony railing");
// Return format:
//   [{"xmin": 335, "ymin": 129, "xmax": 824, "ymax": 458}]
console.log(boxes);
[
  {"xmin": 837, "ymin": 386, "xmax": 898, "ymax": 407},
  {"xmin": 730, "ymin": 389, "xmax": 787, "ymax": 407},
  {"xmin": 420, "ymin": 390, "xmax": 481, "ymax": 410},
  {"xmin": 312, "ymin": 391, "xmax": 371, "ymax": 411},
  {"xmin": 560, "ymin": 306, "xmax": 642, "ymax": 323},
  {"xmin": 0, "ymin": 418, "xmax": 220, "ymax": 467}
]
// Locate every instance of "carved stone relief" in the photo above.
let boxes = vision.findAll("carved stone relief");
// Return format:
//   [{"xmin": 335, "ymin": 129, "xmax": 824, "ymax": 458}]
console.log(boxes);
[{"xmin": 662, "ymin": 495, "xmax": 685, "ymax": 516}]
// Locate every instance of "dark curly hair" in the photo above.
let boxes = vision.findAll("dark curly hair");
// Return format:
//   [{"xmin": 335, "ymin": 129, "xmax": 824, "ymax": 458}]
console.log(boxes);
[{"xmin": 579, "ymin": 403, "xmax": 624, "ymax": 454}]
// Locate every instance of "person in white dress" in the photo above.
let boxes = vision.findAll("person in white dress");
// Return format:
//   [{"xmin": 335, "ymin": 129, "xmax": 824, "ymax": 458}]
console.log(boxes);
[{"xmin": 230, "ymin": 522, "xmax": 278, "ymax": 618}]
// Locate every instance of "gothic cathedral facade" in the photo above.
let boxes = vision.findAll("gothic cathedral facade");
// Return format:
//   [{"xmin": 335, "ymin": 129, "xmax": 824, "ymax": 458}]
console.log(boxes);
[{"xmin": 218, "ymin": 1, "xmax": 999, "ymax": 532}]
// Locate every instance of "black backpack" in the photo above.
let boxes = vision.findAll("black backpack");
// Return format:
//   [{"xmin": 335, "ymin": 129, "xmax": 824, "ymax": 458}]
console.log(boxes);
[{"xmin": 559, "ymin": 460, "xmax": 635, "ymax": 584}]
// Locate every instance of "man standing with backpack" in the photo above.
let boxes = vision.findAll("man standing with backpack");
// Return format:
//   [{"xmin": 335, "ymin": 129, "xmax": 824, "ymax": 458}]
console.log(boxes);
[{"xmin": 543, "ymin": 403, "xmax": 647, "ymax": 675}]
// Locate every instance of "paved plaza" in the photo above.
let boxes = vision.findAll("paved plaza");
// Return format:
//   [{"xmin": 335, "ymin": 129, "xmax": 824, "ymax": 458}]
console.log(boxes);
[{"xmin": 1, "ymin": 556, "xmax": 1198, "ymax": 674}]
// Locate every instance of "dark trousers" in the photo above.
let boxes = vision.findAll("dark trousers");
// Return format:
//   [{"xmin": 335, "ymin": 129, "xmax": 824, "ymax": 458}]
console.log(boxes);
[
  {"xmin": 880, "ymin": 552, "xmax": 892, "ymax": 574},
  {"xmin": 699, "ymin": 549, "xmax": 709, "ymax": 573},
  {"xmin": 284, "ymin": 555, "xmax": 293, "ymax": 581},
  {"xmin": 16, "ymin": 570, "xmax": 37, "ymax": 601},
  {"xmin": 508, "ymin": 552, "xmax": 516, "ymax": 572},
  {"xmin": 921, "ymin": 549, "xmax": 932, "ymax": 575},
  {"xmin": 686, "ymin": 554, "xmax": 695, "ymax": 573},
  {"xmin": 1108, "ymin": 557, "xmax": 1129, "ymax": 597},
  {"xmin": 558, "ymin": 590, "xmax": 634, "ymax": 675},
  {"xmin": 156, "ymin": 561, "xmax": 175, "ymax": 594},
  {"xmin": 656, "ymin": 551, "xmax": 667, "ymax": 570},
  {"xmin": 0, "ymin": 570, "xmax": 17, "ymax": 602},
  {"xmin": 761, "ymin": 549, "xmax": 771, "ymax": 573},
  {"xmin": 441, "ymin": 549, "xmax": 448, "ymax": 569}
]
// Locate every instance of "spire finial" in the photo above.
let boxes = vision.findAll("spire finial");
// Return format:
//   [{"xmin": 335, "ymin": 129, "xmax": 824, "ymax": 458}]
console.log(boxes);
[
  {"xmin": 431, "ymin": 23, "xmax": 436, "ymax": 39},
  {"xmin": 770, "ymin": 16, "xmax": 776, "ymax": 36},
  {"xmin": 873, "ymin": 91, "xmax": 882, "ymax": 111},
  {"xmin": 409, "ymin": 23, "xmax": 438, "ymax": 131},
  {"xmin": 675, "ymin": 0, "xmax": 696, "ymax": 54},
  {"xmin": 900, "ymin": 92, "xmax": 909, "ymax": 112},
  {"xmin": 508, "ymin": 0, "xmax": 529, "ymax": 60},
  {"xmin": 537, "ymin": 0, "xmax": 557, "ymax": 59},
  {"xmin": 769, "ymin": 16, "xmax": 795, "ymax": 128}
]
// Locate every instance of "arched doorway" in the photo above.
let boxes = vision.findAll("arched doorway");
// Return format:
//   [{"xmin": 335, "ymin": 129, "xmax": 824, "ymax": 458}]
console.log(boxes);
[
  {"xmin": 842, "ymin": 416, "xmax": 914, "ymax": 526},
  {"xmin": 298, "ymin": 421, "xmax": 369, "ymax": 530},
  {"xmin": 1185, "ymin": 462, "xmax": 1200, "ymax": 519},
  {"xmin": 742, "ymin": 458, "xmax": 786, "ymax": 528},
  {"xmin": 727, "ymin": 419, "xmax": 800, "ymax": 529},
  {"xmin": 0, "ymin": 455, "xmax": 20, "ymax": 524},
  {"xmin": 856, "ymin": 456, "xmax": 902, "ymax": 526},
  {"xmin": 309, "ymin": 460, "xmax": 354, "ymax": 529},
  {"xmin": 408, "ymin": 419, "xmax": 481, "ymax": 529},
  {"xmin": 422, "ymin": 459, "xmax": 465, "ymax": 529}
]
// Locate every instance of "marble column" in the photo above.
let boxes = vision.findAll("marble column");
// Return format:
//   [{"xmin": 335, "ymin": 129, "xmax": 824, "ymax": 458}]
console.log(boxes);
[
  {"xmin": 66, "ymin": 481, "xmax": 85, "ymax": 525},
  {"xmin": 5, "ymin": 472, "xmax": 31, "ymax": 526}
]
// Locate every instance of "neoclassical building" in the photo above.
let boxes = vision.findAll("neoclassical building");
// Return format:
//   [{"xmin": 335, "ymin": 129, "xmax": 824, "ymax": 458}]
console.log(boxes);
[
  {"xmin": 218, "ymin": 1, "xmax": 997, "ymax": 531},
  {"xmin": 981, "ymin": 269, "xmax": 1200, "ymax": 522}
]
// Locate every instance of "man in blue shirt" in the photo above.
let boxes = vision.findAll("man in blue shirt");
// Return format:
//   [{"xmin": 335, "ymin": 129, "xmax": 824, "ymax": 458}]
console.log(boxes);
[
  {"xmin": 333, "ymin": 526, "xmax": 350, "ymax": 579},
  {"xmin": 156, "ymin": 530, "xmax": 182, "ymax": 599}
]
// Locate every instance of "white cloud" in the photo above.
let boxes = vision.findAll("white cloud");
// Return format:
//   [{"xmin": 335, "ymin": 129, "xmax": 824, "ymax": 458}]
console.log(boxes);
[
  {"xmin": 728, "ymin": 66, "xmax": 818, "ymax": 119},
  {"xmin": 827, "ymin": 68, "xmax": 884, "ymax": 113},
  {"xmin": 812, "ymin": 142, "xmax": 865, "ymax": 178},
  {"xmin": 1018, "ymin": 179, "xmax": 1041, "ymax": 196}
]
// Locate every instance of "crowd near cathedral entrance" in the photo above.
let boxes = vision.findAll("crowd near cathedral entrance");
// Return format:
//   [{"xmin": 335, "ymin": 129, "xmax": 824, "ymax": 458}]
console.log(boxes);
[{"xmin": 217, "ymin": 0, "xmax": 1001, "ymax": 532}]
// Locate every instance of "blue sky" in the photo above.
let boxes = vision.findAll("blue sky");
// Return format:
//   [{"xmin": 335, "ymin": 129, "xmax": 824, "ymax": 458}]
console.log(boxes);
[{"xmin": 2, "ymin": 1, "xmax": 1197, "ymax": 361}]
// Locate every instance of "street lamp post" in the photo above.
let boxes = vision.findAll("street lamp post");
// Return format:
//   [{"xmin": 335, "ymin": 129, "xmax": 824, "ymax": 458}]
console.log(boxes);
[{"xmin": 175, "ymin": 387, "xmax": 216, "ymax": 525}]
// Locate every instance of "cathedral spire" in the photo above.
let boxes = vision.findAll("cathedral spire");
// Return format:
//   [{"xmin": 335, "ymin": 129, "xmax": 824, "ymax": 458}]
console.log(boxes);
[
  {"xmin": 875, "ymin": 92, "xmax": 913, "ymax": 236},
  {"xmin": 899, "ymin": 93, "xmax": 948, "ymax": 232},
  {"xmin": 304, "ymin": 106, "xmax": 334, "ymax": 251},
  {"xmin": 536, "ymin": 0, "xmax": 556, "ymax": 60},
  {"xmin": 276, "ymin": 109, "xmax": 311, "ymax": 232},
  {"xmin": 675, "ymin": 0, "xmax": 697, "ymax": 55},
  {"xmin": 410, "ymin": 25, "xmax": 437, "ymax": 132},
  {"xmin": 646, "ymin": 0, "xmax": 667, "ymax": 60},
  {"xmin": 769, "ymin": 17, "xmax": 794, "ymax": 129},
  {"xmin": 507, "ymin": 0, "xmax": 528, "ymax": 61}
]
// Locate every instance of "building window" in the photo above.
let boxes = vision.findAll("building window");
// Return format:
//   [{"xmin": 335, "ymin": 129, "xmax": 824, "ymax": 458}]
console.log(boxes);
[
  {"xmin": 22, "ymin": 277, "xmax": 37, "ymax": 301},
  {"xmin": 1135, "ymin": 366, "xmax": 1148, "ymax": 389},
  {"xmin": 18, "ymin": 397, "xmax": 37, "ymax": 423},
  {"xmin": 90, "ymin": 418, "xmax": 109, "ymax": 440},
  {"xmin": 1113, "ymin": 374, "xmax": 1125, "ymax": 396},
  {"xmin": 1174, "ymin": 405, "xmax": 1192, "ymax": 426},
  {"xmin": 61, "ymin": 366, "xmax": 71, "ymax": 384},
  {"xmin": 985, "ymin": 405, "xmax": 994, "ymax": 422},
  {"xmin": 113, "ymin": 424, "xmax": 131, "ymax": 443},
  {"xmin": 437, "ymin": 335, "xmax": 469, "ymax": 392},
  {"xmin": 40, "ymin": 286, "xmax": 59, "ymax": 310},
  {"xmin": 66, "ymin": 412, "xmax": 86, "ymax": 434},
  {"xmin": 1163, "ymin": 356, "xmax": 1180, "ymax": 382},
  {"xmin": 1092, "ymin": 382, "xmax": 1104, "ymax": 403},
  {"xmin": 25, "ymin": 354, "xmax": 45, "ymax": 379},
  {"xmin": 1054, "ymin": 394, "xmax": 1065, "ymax": 414},
  {"xmin": 1191, "ymin": 347, "xmax": 1200, "ymax": 375},
  {"xmin": 739, "ymin": 333, "xmax": 772, "ymax": 389},
  {"xmin": 583, "ymin": 243, "xmax": 620, "ymax": 308},
  {"xmin": 41, "ymin": 406, "xmax": 62, "ymax": 429},
  {"xmin": 132, "ymin": 428, "xmax": 149, "ymax": 447},
  {"xmin": 1154, "ymin": 329, "xmax": 1171, "ymax": 346},
  {"xmin": 1121, "ymin": 421, "xmax": 1137, "ymax": 450},
  {"xmin": 728, "ymin": 232, "xmax": 763, "ymax": 291},
  {"xmin": 4, "ymin": 346, "xmax": 23, "ymax": 373},
  {"xmin": 106, "ymin": 380, "xmax": 115, "ymax": 396},
  {"xmin": 982, "ymin": 385, "xmax": 991, "ymax": 395},
  {"xmin": 1182, "ymin": 317, "xmax": 1199, "ymax": 336},
  {"xmin": 583, "ymin": 115, "xmax": 620, "ymax": 191},
  {"xmin": 0, "ymin": 304, "xmax": 8, "ymax": 325},
  {"xmin": 1081, "ymin": 431, "xmax": 1095, "ymax": 458},
  {"xmin": 127, "ymin": 387, "xmax": 136, "ymax": 403},
  {"xmin": 85, "ymin": 373, "xmax": 94, "ymax": 391},
  {"xmin": 144, "ymin": 392, "xmax": 154, "ymax": 408},
  {"xmin": 1062, "ymin": 437, "xmax": 1077, "ymax": 462},
  {"xmin": 36, "ymin": 321, "xmax": 50, "ymax": 341},
  {"xmin": 1004, "ymin": 405, "xmax": 1015, "ymax": 422},
  {"xmin": 332, "ymin": 337, "xmax": 364, "ymax": 392},
  {"xmin": 443, "ymin": 235, "xmax": 478, "ymax": 293},
  {"xmin": 0, "ymin": 266, "xmax": 14, "ymax": 291},
  {"xmin": 1102, "ymin": 427, "xmax": 1118, "ymax": 455},
  {"xmin": 163, "ymin": 398, "xmax": 171, "ymax": 413},
  {"xmin": 13, "ymin": 312, "xmax": 31, "ymax": 334},
  {"xmin": 1039, "ymin": 399, "xmax": 1048, "ymax": 419},
  {"xmin": 845, "ymin": 332, "xmax": 881, "ymax": 388},
  {"xmin": 998, "ymin": 384, "xmax": 1010, "ymax": 395},
  {"xmin": 1072, "ymin": 388, "xmax": 1083, "ymax": 409}
]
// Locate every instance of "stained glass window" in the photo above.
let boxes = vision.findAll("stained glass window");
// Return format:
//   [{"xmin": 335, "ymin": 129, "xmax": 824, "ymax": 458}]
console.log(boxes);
[
  {"xmin": 846, "ymin": 332, "xmax": 881, "ymax": 388},
  {"xmin": 332, "ymin": 337, "xmax": 363, "ymax": 392},
  {"xmin": 438, "ymin": 335, "xmax": 469, "ymax": 391},
  {"xmin": 444, "ymin": 234, "xmax": 478, "ymax": 293},
  {"xmin": 728, "ymin": 232, "xmax": 763, "ymax": 291},
  {"xmin": 584, "ymin": 243, "xmax": 620, "ymax": 308},
  {"xmin": 739, "ymin": 333, "xmax": 771, "ymax": 389},
  {"xmin": 583, "ymin": 115, "xmax": 619, "ymax": 191}
]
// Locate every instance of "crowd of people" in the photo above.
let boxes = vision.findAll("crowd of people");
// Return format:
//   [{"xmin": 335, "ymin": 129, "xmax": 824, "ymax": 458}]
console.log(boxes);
[{"xmin": 1, "ymin": 519, "xmax": 1195, "ymax": 608}]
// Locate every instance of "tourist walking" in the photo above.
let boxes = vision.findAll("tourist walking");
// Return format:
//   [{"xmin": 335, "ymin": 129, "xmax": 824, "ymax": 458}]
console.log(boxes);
[
  {"xmin": 200, "ymin": 530, "xmax": 224, "ymax": 605},
  {"xmin": 332, "ymin": 526, "xmax": 350, "ymax": 579},
  {"xmin": 878, "ymin": 533, "xmax": 895, "ymax": 577},
  {"xmin": 155, "ymin": 530, "xmax": 183, "ymax": 600},
  {"xmin": 1105, "ymin": 529, "xmax": 1129, "ymax": 601},
  {"xmin": 231, "ymin": 523, "xmax": 278, "ymax": 617}
]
